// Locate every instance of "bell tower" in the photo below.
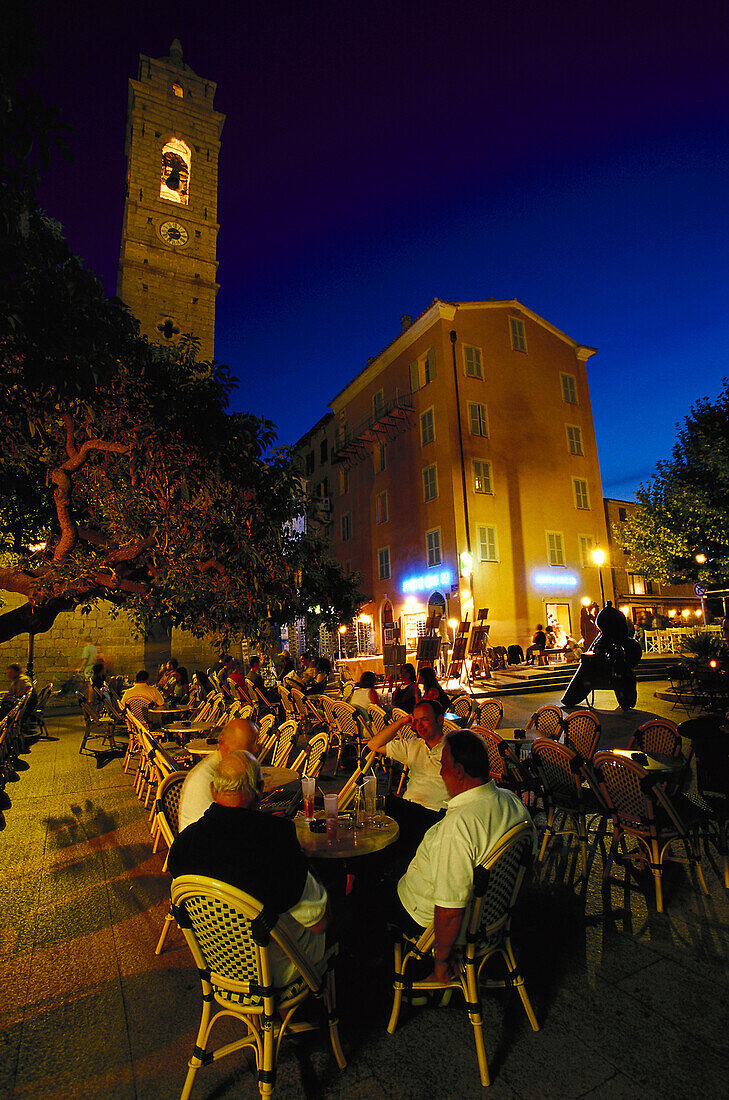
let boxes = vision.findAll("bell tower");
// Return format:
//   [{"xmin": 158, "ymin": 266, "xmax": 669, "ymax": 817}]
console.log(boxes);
[{"xmin": 117, "ymin": 40, "xmax": 224, "ymax": 361}]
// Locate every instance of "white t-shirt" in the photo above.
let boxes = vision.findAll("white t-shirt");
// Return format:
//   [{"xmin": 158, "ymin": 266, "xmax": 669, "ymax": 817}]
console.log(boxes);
[
  {"xmin": 178, "ymin": 751, "xmax": 220, "ymax": 832},
  {"xmin": 386, "ymin": 736, "xmax": 449, "ymax": 811},
  {"xmin": 121, "ymin": 682, "xmax": 165, "ymax": 708},
  {"xmin": 397, "ymin": 781, "xmax": 532, "ymax": 930}
]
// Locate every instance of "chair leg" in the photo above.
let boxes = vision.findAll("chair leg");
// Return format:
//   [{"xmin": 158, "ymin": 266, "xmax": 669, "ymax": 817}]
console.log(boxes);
[
  {"xmin": 387, "ymin": 941, "xmax": 405, "ymax": 1034},
  {"xmin": 463, "ymin": 958, "xmax": 490, "ymax": 1087},
  {"xmin": 504, "ymin": 941, "xmax": 540, "ymax": 1032},
  {"xmin": 325, "ymin": 970, "xmax": 347, "ymax": 1069},
  {"xmin": 155, "ymin": 908, "xmax": 176, "ymax": 954}
]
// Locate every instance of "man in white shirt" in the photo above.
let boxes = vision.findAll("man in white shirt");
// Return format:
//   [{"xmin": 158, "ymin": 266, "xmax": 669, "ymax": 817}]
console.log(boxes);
[
  {"xmin": 121, "ymin": 670, "xmax": 164, "ymax": 712},
  {"xmin": 367, "ymin": 701, "xmax": 449, "ymax": 860},
  {"xmin": 178, "ymin": 717, "xmax": 260, "ymax": 832},
  {"xmin": 396, "ymin": 729, "xmax": 532, "ymax": 984}
]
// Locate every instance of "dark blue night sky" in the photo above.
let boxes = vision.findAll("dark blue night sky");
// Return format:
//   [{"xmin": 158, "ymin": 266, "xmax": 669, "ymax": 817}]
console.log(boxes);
[{"xmin": 28, "ymin": 0, "xmax": 729, "ymax": 500}]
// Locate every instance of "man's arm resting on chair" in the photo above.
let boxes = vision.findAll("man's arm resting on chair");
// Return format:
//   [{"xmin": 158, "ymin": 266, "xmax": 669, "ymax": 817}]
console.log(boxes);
[{"xmin": 427, "ymin": 905, "xmax": 463, "ymax": 982}]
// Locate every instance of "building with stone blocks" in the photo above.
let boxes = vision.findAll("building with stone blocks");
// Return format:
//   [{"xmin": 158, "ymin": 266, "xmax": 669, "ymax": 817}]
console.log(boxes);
[
  {"xmin": 117, "ymin": 40, "xmax": 224, "ymax": 361},
  {"xmin": 295, "ymin": 298, "xmax": 615, "ymax": 654},
  {"xmin": 0, "ymin": 592, "xmax": 220, "ymax": 697},
  {"xmin": 604, "ymin": 498, "xmax": 701, "ymax": 625}
]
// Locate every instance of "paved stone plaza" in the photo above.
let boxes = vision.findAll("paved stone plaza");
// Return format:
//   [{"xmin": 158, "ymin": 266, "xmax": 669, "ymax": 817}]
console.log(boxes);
[{"xmin": 2, "ymin": 684, "xmax": 728, "ymax": 1099}]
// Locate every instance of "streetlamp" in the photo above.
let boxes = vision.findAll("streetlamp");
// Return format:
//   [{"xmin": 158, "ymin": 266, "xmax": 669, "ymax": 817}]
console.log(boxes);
[
  {"xmin": 695, "ymin": 553, "xmax": 707, "ymax": 624},
  {"xmin": 337, "ymin": 624, "xmax": 347, "ymax": 660},
  {"xmin": 592, "ymin": 547, "xmax": 606, "ymax": 607}
]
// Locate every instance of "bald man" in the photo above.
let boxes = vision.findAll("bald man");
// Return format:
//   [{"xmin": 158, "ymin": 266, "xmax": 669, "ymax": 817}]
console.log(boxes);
[{"xmin": 178, "ymin": 717, "xmax": 259, "ymax": 832}]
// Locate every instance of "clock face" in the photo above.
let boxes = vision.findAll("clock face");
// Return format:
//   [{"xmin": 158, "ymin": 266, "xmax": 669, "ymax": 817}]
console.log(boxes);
[{"xmin": 159, "ymin": 220, "xmax": 189, "ymax": 247}]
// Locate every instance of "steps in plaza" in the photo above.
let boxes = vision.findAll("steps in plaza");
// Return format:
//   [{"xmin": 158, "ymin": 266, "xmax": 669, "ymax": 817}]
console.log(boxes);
[{"xmin": 470, "ymin": 654, "xmax": 680, "ymax": 698}]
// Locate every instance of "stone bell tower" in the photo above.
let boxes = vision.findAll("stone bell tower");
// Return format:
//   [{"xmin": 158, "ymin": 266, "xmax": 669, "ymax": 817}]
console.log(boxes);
[{"xmin": 117, "ymin": 39, "xmax": 224, "ymax": 361}]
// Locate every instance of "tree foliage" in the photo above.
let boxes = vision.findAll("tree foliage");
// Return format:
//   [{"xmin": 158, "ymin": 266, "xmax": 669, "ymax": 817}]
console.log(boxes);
[
  {"xmin": 0, "ymin": 27, "xmax": 363, "ymax": 645},
  {"xmin": 618, "ymin": 379, "xmax": 729, "ymax": 586}
]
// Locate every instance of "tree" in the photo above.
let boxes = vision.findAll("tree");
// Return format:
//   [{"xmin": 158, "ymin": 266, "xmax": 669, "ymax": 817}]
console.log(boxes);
[
  {"xmin": 0, "ymin": 26, "xmax": 362, "ymax": 646},
  {"xmin": 618, "ymin": 379, "xmax": 729, "ymax": 587}
]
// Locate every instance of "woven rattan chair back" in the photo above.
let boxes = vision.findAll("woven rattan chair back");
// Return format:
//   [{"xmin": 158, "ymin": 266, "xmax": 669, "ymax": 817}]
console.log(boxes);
[
  {"xmin": 256, "ymin": 730, "xmax": 278, "ymax": 766},
  {"xmin": 302, "ymin": 731, "xmax": 330, "ymax": 778},
  {"xmin": 526, "ymin": 705, "xmax": 563, "ymax": 738},
  {"xmin": 272, "ymin": 721, "xmax": 297, "ymax": 767},
  {"xmin": 468, "ymin": 821, "xmax": 533, "ymax": 952},
  {"xmin": 155, "ymin": 771, "xmax": 186, "ymax": 849},
  {"xmin": 367, "ymin": 704, "xmax": 387, "ymax": 734},
  {"xmin": 476, "ymin": 699, "xmax": 504, "ymax": 730},
  {"xmin": 593, "ymin": 751, "xmax": 654, "ymax": 829},
  {"xmin": 170, "ymin": 875, "xmax": 345, "ymax": 1100},
  {"xmin": 391, "ymin": 707, "xmax": 416, "ymax": 736},
  {"xmin": 562, "ymin": 710, "xmax": 601, "ymax": 759},
  {"xmin": 477, "ymin": 728, "xmax": 509, "ymax": 783},
  {"xmin": 278, "ymin": 683, "xmax": 296, "ymax": 721},
  {"xmin": 289, "ymin": 687, "xmax": 310, "ymax": 722},
  {"xmin": 451, "ymin": 696, "xmax": 473, "ymax": 721},
  {"xmin": 331, "ymin": 700, "xmax": 361, "ymax": 744},
  {"xmin": 630, "ymin": 719, "xmax": 682, "ymax": 758},
  {"xmin": 258, "ymin": 713, "xmax": 276, "ymax": 741},
  {"xmin": 531, "ymin": 737, "xmax": 582, "ymax": 804}
]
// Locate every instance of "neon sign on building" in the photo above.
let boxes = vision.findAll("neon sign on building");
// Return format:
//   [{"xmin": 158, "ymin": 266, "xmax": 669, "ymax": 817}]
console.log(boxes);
[
  {"xmin": 402, "ymin": 569, "xmax": 452, "ymax": 593},
  {"xmin": 532, "ymin": 572, "xmax": 578, "ymax": 589}
]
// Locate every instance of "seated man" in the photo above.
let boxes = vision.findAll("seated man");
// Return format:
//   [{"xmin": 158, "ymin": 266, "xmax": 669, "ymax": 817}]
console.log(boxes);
[
  {"xmin": 525, "ymin": 625, "xmax": 547, "ymax": 665},
  {"xmin": 178, "ymin": 717, "xmax": 260, "ymax": 832},
  {"xmin": 121, "ymin": 669, "xmax": 164, "ymax": 720},
  {"xmin": 1, "ymin": 663, "xmax": 35, "ymax": 717},
  {"xmin": 169, "ymin": 750, "xmax": 329, "ymax": 987},
  {"xmin": 395, "ymin": 729, "xmax": 533, "ymax": 983},
  {"xmin": 367, "ymin": 701, "xmax": 449, "ymax": 860}
]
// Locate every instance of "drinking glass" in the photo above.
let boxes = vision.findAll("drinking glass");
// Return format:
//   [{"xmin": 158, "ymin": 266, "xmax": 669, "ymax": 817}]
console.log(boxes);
[
  {"xmin": 301, "ymin": 776, "xmax": 316, "ymax": 822},
  {"xmin": 323, "ymin": 792, "xmax": 339, "ymax": 840},
  {"xmin": 362, "ymin": 774, "xmax": 377, "ymax": 826},
  {"xmin": 373, "ymin": 795, "xmax": 386, "ymax": 828}
]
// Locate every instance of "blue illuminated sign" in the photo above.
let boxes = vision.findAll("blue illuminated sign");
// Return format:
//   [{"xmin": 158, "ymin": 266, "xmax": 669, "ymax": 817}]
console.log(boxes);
[
  {"xmin": 403, "ymin": 569, "xmax": 453, "ymax": 593},
  {"xmin": 532, "ymin": 572, "xmax": 578, "ymax": 589}
]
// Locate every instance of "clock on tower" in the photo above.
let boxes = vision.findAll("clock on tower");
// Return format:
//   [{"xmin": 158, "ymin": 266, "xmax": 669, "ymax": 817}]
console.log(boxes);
[{"xmin": 117, "ymin": 39, "xmax": 225, "ymax": 361}]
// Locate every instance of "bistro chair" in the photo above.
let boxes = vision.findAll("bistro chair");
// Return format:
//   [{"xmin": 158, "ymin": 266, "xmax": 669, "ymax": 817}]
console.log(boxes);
[
  {"xmin": 387, "ymin": 821, "xmax": 538, "ymax": 1088},
  {"xmin": 330, "ymin": 700, "xmax": 367, "ymax": 767},
  {"xmin": 257, "ymin": 712, "xmax": 276, "ymax": 742},
  {"xmin": 277, "ymin": 683, "xmax": 296, "ymax": 723},
  {"xmin": 593, "ymin": 750, "xmax": 710, "ymax": 913},
  {"xmin": 562, "ymin": 710, "xmax": 601, "ymax": 760},
  {"xmin": 261, "ymin": 731, "xmax": 330, "ymax": 817},
  {"xmin": 367, "ymin": 704, "xmax": 388, "ymax": 735},
  {"xmin": 29, "ymin": 683, "xmax": 54, "ymax": 739},
  {"xmin": 270, "ymin": 721, "xmax": 298, "ymax": 768},
  {"xmin": 526, "ymin": 704, "xmax": 563, "ymax": 739},
  {"xmin": 338, "ymin": 750, "xmax": 377, "ymax": 810},
  {"xmin": 154, "ymin": 772, "xmax": 188, "ymax": 955},
  {"xmin": 475, "ymin": 699, "xmax": 503, "ymax": 730},
  {"xmin": 628, "ymin": 718, "xmax": 682, "ymax": 759},
  {"xmin": 530, "ymin": 738, "xmax": 606, "ymax": 880},
  {"xmin": 391, "ymin": 707, "xmax": 413, "ymax": 726},
  {"xmin": 78, "ymin": 693, "xmax": 118, "ymax": 756},
  {"xmin": 450, "ymin": 695, "xmax": 474, "ymax": 722},
  {"xmin": 474, "ymin": 728, "xmax": 534, "ymax": 801},
  {"xmin": 171, "ymin": 876, "xmax": 345, "ymax": 1099},
  {"xmin": 256, "ymin": 729, "xmax": 279, "ymax": 766}
]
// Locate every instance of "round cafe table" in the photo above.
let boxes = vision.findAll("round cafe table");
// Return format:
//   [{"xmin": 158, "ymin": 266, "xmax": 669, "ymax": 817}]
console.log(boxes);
[
  {"xmin": 294, "ymin": 813, "xmax": 399, "ymax": 859},
  {"xmin": 150, "ymin": 706, "xmax": 192, "ymax": 721},
  {"xmin": 165, "ymin": 722, "xmax": 220, "ymax": 737}
]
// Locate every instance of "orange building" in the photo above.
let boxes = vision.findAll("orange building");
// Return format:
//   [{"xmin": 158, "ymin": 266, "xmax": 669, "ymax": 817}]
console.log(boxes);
[{"xmin": 296, "ymin": 299, "xmax": 614, "ymax": 653}]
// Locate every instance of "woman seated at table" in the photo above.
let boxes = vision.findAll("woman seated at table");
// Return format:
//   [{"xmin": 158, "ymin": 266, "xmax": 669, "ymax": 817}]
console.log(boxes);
[
  {"xmin": 350, "ymin": 671, "xmax": 381, "ymax": 715},
  {"xmin": 164, "ymin": 665, "xmax": 190, "ymax": 706},
  {"xmin": 417, "ymin": 666, "xmax": 451, "ymax": 713},
  {"xmin": 392, "ymin": 663, "xmax": 419, "ymax": 714}
]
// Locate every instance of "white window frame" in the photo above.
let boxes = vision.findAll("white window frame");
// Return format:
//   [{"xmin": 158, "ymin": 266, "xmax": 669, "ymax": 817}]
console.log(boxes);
[
  {"xmin": 468, "ymin": 401, "xmax": 488, "ymax": 437},
  {"xmin": 573, "ymin": 478, "xmax": 590, "ymax": 510},
  {"xmin": 546, "ymin": 530, "xmax": 565, "ymax": 567},
  {"xmin": 566, "ymin": 424, "xmax": 584, "ymax": 455},
  {"xmin": 420, "ymin": 406, "xmax": 435, "ymax": 446},
  {"xmin": 376, "ymin": 489, "xmax": 388, "ymax": 525},
  {"xmin": 341, "ymin": 513, "xmax": 352, "ymax": 541},
  {"xmin": 378, "ymin": 545, "xmax": 391, "ymax": 580},
  {"xmin": 473, "ymin": 459, "xmax": 492, "ymax": 494},
  {"xmin": 578, "ymin": 534, "xmax": 595, "ymax": 567},
  {"xmin": 464, "ymin": 344, "xmax": 483, "ymax": 379},
  {"xmin": 560, "ymin": 372, "xmax": 578, "ymax": 405},
  {"xmin": 509, "ymin": 316, "xmax": 527, "ymax": 352},
  {"xmin": 478, "ymin": 525, "xmax": 498, "ymax": 562},
  {"xmin": 409, "ymin": 347, "xmax": 436, "ymax": 391},
  {"xmin": 423, "ymin": 463, "xmax": 438, "ymax": 503},
  {"xmin": 426, "ymin": 527, "xmax": 442, "ymax": 568}
]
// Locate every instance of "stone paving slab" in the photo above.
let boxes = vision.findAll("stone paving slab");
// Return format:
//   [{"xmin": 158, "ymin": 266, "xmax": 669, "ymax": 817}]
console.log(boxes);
[{"xmin": 1, "ymin": 688, "xmax": 728, "ymax": 1099}]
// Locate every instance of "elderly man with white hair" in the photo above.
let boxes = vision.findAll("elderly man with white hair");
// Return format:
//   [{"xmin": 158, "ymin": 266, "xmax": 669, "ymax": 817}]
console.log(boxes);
[
  {"xmin": 178, "ymin": 717, "xmax": 260, "ymax": 832},
  {"xmin": 169, "ymin": 750, "xmax": 329, "ymax": 986}
]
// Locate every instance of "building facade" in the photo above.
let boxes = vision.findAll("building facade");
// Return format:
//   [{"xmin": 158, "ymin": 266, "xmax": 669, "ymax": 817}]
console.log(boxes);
[
  {"xmin": 117, "ymin": 40, "xmax": 224, "ymax": 361},
  {"xmin": 604, "ymin": 498, "xmax": 702, "ymax": 625},
  {"xmin": 296, "ymin": 299, "xmax": 615, "ymax": 652}
]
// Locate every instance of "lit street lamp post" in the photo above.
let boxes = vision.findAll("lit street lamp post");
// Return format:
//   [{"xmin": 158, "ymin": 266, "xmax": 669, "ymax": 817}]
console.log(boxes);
[{"xmin": 592, "ymin": 547, "xmax": 606, "ymax": 607}]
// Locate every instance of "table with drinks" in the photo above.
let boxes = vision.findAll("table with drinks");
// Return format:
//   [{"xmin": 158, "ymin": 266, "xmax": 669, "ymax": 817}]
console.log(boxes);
[{"xmin": 295, "ymin": 775, "xmax": 399, "ymax": 859}]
